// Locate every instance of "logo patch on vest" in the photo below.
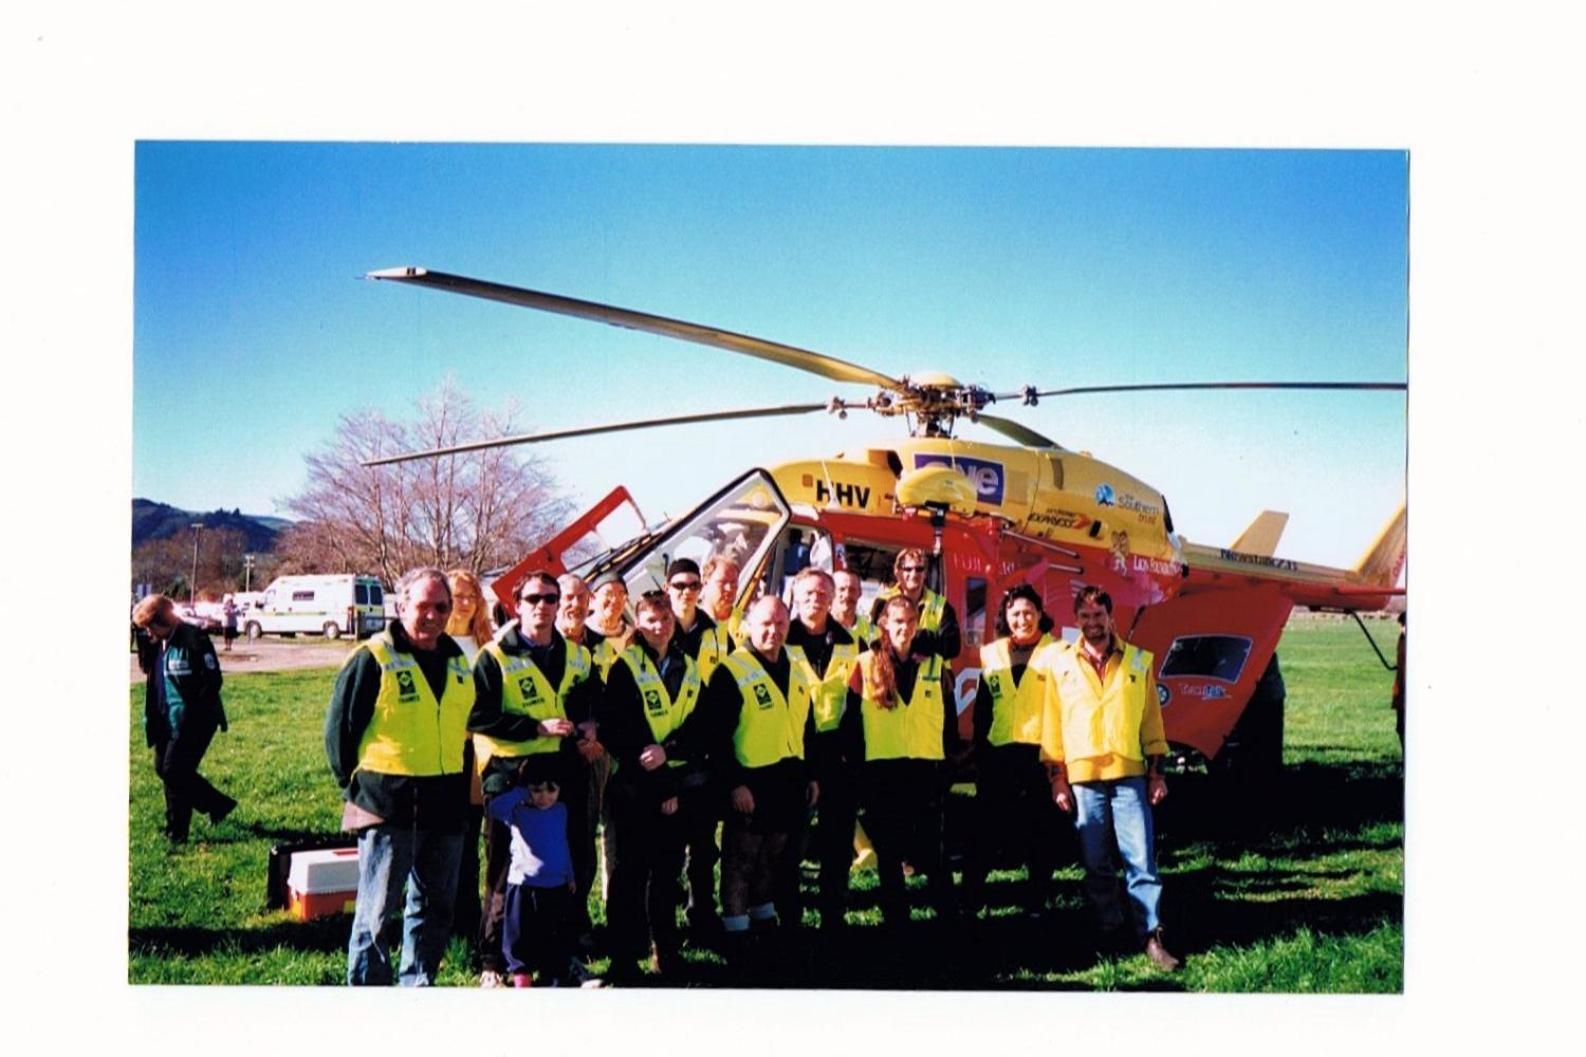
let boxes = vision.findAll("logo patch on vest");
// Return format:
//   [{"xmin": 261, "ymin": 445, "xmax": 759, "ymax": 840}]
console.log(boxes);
[
  {"xmin": 517, "ymin": 676, "xmax": 542, "ymax": 701},
  {"xmin": 396, "ymin": 670, "xmax": 418, "ymax": 700},
  {"xmin": 986, "ymin": 673, "xmax": 1002, "ymax": 694},
  {"xmin": 644, "ymin": 688, "xmax": 664, "ymax": 713},
  {"xmin": 753, "ymin": 683, "xmax": 774, "ymax": 709}
]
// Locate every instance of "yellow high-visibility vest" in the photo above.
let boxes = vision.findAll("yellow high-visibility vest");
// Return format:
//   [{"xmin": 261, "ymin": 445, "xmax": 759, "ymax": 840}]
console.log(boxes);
[
  {"xmin": 980, "ymin": 634, "xmax": 1057, "ymax": 747},
  {"xmin": 1041, "ymin": 639, "xmax": 1166, "ymax": 766},
  {"xmin": 875, "ymin": 585, "xmax": 946, "ymax": 633},
  {"xmin": 353, "ymin": 631, "xmax": 474, "ymax": 776},
  {"xmin": 473, "ymin": 630, "xmax": 594, "ymax": 761},
  {"xmin": 856, "ymin": 651, "xmax": 946, "ymax": 762},
  {"xmin": 616, "ymin": 643, "xmax": 701, "ymax": 767},
  {"xmin": 788, "ymin": 638, "xmax": 861, "ymax": 733},
  {"xmin": 720, "ymin": 648, "xmax": 814, "ymax": 768}
]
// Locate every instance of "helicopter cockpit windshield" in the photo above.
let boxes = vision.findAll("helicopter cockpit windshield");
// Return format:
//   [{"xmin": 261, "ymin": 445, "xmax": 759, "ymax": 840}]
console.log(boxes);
[{"xmin": 599, "ymin": 470, "xmax": 792, "ymax": 609}]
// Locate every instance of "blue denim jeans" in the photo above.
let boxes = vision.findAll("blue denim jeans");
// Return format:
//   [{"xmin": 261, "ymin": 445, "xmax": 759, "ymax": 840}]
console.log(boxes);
[
  {"xmin": 1072, "ymin": 777, "xmax": 1163, "ymax": 941},
  {"xmin": 347, "ymin": 824, "xmax": 464, "ymax": 985}
]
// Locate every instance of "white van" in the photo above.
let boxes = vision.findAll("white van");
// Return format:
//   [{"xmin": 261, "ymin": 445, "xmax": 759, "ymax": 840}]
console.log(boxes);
[{"xmin": 242, "ymin": 575, "xmax": 387, "ymax": 640}]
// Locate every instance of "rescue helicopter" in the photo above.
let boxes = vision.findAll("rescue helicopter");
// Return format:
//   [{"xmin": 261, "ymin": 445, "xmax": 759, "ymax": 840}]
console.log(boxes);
[{"xmin": 363, "ymin": 266, "xmax": 1406, "ymax": 778}]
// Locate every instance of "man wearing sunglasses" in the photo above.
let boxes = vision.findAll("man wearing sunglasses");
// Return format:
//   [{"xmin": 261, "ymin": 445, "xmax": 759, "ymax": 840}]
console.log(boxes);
[
  {"xmin": 469, "ymin": 570, "xmax": 602, "ymax": 986},
  {"xmin": 663, "ymin": 557, "xmax": 732, "ymax": 940},
  {"xmin": 868, "ymin": 547, "xmax": 961, "ymax": 663}
]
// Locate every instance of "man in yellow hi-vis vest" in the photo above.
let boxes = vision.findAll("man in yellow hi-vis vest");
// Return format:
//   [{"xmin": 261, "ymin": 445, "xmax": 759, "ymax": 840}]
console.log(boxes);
[
  {"xmin": 868, "ymin": 547, "xmax": 961, "ymax": 662},
  {"xmin": 786, "ymin": 568, "xmax": 861, "ymax": 933},
  {"xmin": 1043, "ymin": 586, "xmax": 1181, "ymax": 972},
  {"xmin": 325, "ymin": 567, "xmax": 475, "ymax": 986},
  {"xmin": 469, "ymin": 570, "xmax": 602, "ymax": 985},
  {"xmin": 701, "ymin": 596, "xmax": 820, "ymax": 973}
]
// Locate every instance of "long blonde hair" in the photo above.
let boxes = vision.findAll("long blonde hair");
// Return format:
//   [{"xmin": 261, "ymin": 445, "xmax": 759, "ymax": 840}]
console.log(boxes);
[
  {"xmin": 446, "ymin": 568, "xmax": 494, "ymax": 643},
  {"xmin": 865, "ymin": 594, "xmax": 919, "ymax": 708}
]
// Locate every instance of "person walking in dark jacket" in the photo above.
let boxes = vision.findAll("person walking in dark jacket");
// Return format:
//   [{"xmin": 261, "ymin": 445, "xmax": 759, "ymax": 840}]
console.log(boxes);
[{"xmin": 133, "ymin": 594, "xmax": 235, "ymax": 844}]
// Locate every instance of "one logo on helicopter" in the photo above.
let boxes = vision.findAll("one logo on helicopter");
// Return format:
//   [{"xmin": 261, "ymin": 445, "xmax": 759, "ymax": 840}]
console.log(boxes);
[
  {"xmin": 1175, "ymin": 682, "xmax": 1229, "ymax": 701},
  {"xmin": 1157, "ymin": 683, "xmax": 1171, "ymax": 708},
  {"xmin": 913, "ymin": 454, "xmax": 1005, "ymax": 504},
  {"xmin": 1097, "ymin": 482, "xmax": 1161, "ymax": 519}
]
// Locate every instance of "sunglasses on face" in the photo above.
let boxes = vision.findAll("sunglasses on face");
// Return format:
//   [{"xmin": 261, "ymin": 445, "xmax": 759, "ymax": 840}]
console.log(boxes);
[
  {"xmin": 669, "ymin": 579, "xmax": 702, "ymax": 591},
  {"xmin": 520, "ymin": 593, "xmax": 561, "ymax": 605},
  {"xmin": 899, "ymin": 565, "xmax": 926, "ymax": 574}
]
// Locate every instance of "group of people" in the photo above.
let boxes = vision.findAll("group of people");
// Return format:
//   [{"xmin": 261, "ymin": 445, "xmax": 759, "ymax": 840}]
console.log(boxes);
[{"xmin": 316, "ymin": 545, "xmax": 1183, "ymax": 987}]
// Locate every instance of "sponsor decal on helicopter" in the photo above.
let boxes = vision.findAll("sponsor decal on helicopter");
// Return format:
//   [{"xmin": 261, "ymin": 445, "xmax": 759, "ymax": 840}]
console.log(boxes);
[
  {"xmin": 811, "ymin": 477, "xmax": 873, "ymax": 509},
  {"xmin": 1217, "ymin": 549, "xmax": 1300, "ymax": 572},
  {"xmin": 1130, "ymin": 555, "xmax": 1184, "ymax": 577},
  {"xmin": 1095, "ymin": 482, "xmax": 1161, "ymax": 519},
  {"xmin": 1028, "ymin": 509, "xmax": 1093, "ymax": 531},
  {"xmin": 913, "ymin": 453, "xmax": 1005, "ymax": 504},
  {"xmin": 1157, "ymin": 683, "xmax": 1170, "ymax": 707},
  {"xmin": 1169, "ymin": 682, "xmax": 1230, "ymax": 701}
]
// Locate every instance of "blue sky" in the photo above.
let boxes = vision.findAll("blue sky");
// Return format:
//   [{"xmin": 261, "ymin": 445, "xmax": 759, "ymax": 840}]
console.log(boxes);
[{"xmin": 134, "ymin": 144, "xmax": 1406, "ymax": 568}]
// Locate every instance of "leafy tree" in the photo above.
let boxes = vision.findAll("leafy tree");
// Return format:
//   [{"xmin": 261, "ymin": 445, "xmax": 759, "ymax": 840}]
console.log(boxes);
[{"xmin": 279, "ymin": 378, "xmax": 572, "ymax": 584}]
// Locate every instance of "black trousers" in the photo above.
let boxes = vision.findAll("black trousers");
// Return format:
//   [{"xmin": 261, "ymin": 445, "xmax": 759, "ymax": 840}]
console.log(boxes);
[
  {"xmin": 151, "ymin": 718, "xmax": 233, "ymax": 842},
  {"xmin": 961, "ymin": 742, "xmax": 1061, "ymax": 914},
  {"xmin": 683, "ymin": 779, "xmax": 722, "ymax": 927},
  {"xmin": 605, "ymin": 778, "xmax": 689, "ymax": 961},
  {"xmin": 860, "ymin": 759, "xmax": 954, "ymax": 924},
  {"xmin": 811, "ymin": 764, "xmax": 859, "ymax": 928},
  {"xmin": 479, "ymin": 755, "xmax": 590, "ymax": 973}
]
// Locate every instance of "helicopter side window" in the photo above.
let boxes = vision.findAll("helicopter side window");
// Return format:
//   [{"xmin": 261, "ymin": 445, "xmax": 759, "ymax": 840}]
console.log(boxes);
[
  {"xmin": 1159, "ymin": 635, "xmax": 1253, "ymax": 682},
  {"xmin": 963, "ymin": 576, "xmax": 988, "ymax": 653},
  {"xmin": 612, "ymin": 470, "xmax": 793, "ymax": 610},
  {"xmin": 769, "ymin": 525, "xmax": 836, "ymax": 603}
]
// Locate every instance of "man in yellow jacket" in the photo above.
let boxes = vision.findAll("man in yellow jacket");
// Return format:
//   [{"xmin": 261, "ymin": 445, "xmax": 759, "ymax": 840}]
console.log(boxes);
[{"xmin": 1043, "ymin": 586, "xmax": 1181, "ymax": 971}]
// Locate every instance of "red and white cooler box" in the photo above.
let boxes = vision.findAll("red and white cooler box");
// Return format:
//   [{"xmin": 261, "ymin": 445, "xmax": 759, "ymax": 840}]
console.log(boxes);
[{"xmin": 285, "ymin": 846, "xmax": 361, "ymax": 920}]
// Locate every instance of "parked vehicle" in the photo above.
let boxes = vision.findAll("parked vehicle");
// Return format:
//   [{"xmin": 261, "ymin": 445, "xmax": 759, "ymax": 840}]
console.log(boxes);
[{"xmin": 240, "ymin": 575, "xmax": 387, "ymax": 640}]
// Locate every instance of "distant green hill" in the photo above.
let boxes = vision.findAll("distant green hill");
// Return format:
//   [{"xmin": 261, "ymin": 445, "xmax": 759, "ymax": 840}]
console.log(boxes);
[{"xmin": 132, "ymin": 498, "xmax": 287, "ymax": 552}]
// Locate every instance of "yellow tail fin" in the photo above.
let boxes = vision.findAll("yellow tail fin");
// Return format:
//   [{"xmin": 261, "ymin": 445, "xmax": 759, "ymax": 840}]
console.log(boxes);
[
  {"xmin": 1230, "ymin": 511, "xmax": 1289, "ymax": 556},
  {"xmin": 1354, "ymin": 504, "xmax": 1408, "ymax": 586}
]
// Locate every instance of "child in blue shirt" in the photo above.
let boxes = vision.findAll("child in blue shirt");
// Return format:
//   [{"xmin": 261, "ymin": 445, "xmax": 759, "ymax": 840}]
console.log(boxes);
[{"xmin": 486, "ymin": 757, "xmax": 583, "ymax": 987}]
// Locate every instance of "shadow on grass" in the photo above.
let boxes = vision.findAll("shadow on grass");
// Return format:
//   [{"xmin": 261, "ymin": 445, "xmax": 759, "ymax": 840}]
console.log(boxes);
[{"xmin": 129, "ymin": 758, "xmax": 1403, "ymax": 988}]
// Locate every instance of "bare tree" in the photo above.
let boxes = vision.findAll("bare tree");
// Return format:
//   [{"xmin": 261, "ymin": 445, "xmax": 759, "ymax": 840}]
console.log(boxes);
[{"xmin": 281, "ymin": 378, "xmax": 573, "ymax": 583}]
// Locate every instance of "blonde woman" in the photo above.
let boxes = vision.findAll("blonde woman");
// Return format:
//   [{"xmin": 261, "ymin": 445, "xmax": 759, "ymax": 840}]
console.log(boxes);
[
  {"xmin": 447, "ymin": 568, "xmax": 494, "ymax": 958},
  {"xmin": 446, "ymin": 569, "xmax": 494, "ymax": 662},
  {"xmin": 840, "ymin": 595, "xmax": 960, "ymax": 928}
]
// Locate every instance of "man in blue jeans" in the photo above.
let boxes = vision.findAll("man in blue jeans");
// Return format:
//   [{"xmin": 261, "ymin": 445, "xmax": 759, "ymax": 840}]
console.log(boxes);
[
  {"xmin": 1042, "ymin": 586, "xmax": 1181, "ymax": 971},
  {"xmin": 325, "ymin": 567, "xmax": 475, "ymax": 985}
]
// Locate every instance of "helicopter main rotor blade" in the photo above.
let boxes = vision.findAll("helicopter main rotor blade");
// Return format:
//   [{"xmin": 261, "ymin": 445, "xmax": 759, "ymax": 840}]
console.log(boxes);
[
  {"xmin": 1005, "ymin": 381, "xmax": 1407, "ymax": 400},
  {"xmin": 361, "ymin": 401, "xmax": 829, "ymax": 467},
  {"xmin": 975, "ymin": 414, "xmax": 1063, "ymax": 449},
  {"xmin": 366, "ymin": 267, "xmax": 904, "ymax": 390}
]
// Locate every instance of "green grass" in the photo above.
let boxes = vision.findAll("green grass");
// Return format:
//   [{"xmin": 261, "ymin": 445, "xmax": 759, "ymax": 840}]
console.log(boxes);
[{"xmin": 128, "ymin": 615, "xmax": 1403, "ymax": 990}]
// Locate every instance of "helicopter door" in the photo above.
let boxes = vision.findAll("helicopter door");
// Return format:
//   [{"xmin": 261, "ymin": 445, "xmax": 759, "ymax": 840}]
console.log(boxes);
[{"xmin": 610, "ymin": 469, "xmax": 793, "ymax": 608}]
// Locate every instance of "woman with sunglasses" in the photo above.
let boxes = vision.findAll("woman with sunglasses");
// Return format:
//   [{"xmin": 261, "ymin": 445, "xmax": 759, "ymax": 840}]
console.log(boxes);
[
  {"xmin": 960, "ymin": 584, "xmax": 1065, "ymax": 920},
  {"xmin": 840, "ymin": 594, "xmax": 961, "ymax": 929}
]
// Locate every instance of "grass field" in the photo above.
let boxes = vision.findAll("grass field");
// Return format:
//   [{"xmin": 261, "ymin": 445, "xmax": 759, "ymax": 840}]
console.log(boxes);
[{"xmin": 127, "ymin": 615, "xmax": 1404, "ymax": 991}]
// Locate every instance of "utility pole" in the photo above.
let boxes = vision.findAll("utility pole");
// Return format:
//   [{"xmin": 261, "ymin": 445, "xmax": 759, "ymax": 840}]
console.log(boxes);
[
  {"xmin": 189, "ymin": 522, "xmax": 205, "ymax": 604},
  {"xmin": 243, "ymin": 553, "xmax": 256, "ymax": 593}
]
